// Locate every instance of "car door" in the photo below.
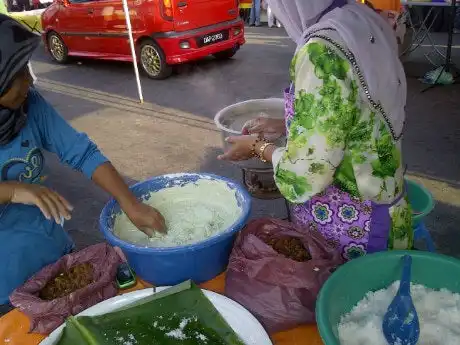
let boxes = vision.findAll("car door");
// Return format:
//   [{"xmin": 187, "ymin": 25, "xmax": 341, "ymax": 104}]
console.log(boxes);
[
  {"xmin": 89, "ymin": 0, "xmax": 139, "ymax": 57},
  {"xmin": 55, "ymin": 0, "xmax": 99, "ymax": 53},
  {"xmin": 171, "ymin": 0, "xmax": 238, "ymax": 32}
]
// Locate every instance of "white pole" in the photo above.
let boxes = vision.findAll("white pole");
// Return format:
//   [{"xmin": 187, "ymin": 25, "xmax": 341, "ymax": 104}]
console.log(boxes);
[
  {"xmin": 28, "ymin": 62, "xmax": 37, "ymax": 83},
  {"xmin": 121, "ymin": 0, "xmax": 144, "ymax": 103}
]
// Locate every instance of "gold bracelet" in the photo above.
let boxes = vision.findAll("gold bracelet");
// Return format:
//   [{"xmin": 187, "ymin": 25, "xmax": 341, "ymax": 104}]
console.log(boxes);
[
  {"xmin": 251, "ymin": 136, "xmax": 265, "ymax": 158},
  {"xmin": 258, "ymin": 142, "xmax": 274, "ymax": 163}
]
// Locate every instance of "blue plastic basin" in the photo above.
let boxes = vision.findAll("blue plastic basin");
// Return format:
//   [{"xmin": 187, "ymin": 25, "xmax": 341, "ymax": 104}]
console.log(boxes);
[
  {"xmin": 405, "ymin": 178, "xmax": 435, "ymax": 226},
  {"xmin": 99, "ymin": 173, "xmax": 252, "ymax": 286}
]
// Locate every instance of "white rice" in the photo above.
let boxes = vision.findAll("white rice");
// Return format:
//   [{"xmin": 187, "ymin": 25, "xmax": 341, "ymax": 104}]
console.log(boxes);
[{"xmin": 338, "ymin": 281, "xmax": 460, "ymax": 345}]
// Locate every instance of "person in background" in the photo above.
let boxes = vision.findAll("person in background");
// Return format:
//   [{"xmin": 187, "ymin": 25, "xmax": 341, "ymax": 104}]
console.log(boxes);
[
  {"xmin": 267, "ymin": 5, "xmax": 282, "ymax": 28},
  {"xmin": 219, "ymin": 0, "xmax": 413, "ymax": 260},
  {"xmin": 455, "ymin": 6, "xmax": 460, "ymax": 34},
  {"xmin": 0, "ymin": 15, "xmax": 166, "ymax": 306},
  {"xmin": 239, "ymin": 0, "xmax": 252, "ymax": 24},
  {"xmin": 16, "ymin": 0, "xmax": 30, "ymax": 11},
  {"xmin": 249, "ymin": 0, "xmax": 261, "ymax": 27}
]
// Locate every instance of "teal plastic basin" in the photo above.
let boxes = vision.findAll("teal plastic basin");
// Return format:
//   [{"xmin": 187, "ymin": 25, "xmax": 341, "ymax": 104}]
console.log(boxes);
[
  {"xmin": 316, "ymin": 251, "xmax": 460, "ymax": 345},
  {"xmin": 406, "ymin": 178, "xmax": 435, "ymax": 226}
]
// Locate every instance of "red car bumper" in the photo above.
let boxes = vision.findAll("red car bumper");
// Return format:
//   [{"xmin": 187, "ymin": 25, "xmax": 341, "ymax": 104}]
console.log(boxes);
[{"xmin": 153, "ymin": 19, "xmax": 245, "ymax": 65}]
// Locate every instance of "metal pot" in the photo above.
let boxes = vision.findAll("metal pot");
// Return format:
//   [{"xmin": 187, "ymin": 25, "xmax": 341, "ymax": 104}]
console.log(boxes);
[{"xmin": 214, "ymin": 98, "xmax": 285, "ymax": 170}]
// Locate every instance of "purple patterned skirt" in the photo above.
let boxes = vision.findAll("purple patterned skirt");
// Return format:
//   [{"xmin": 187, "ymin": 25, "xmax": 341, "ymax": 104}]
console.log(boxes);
[{"xmin": 284, "ymin": 85, "xmax": 401, "ymax": 261}]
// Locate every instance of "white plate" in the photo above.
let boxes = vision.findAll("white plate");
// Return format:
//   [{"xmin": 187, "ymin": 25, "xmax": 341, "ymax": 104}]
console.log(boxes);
[{"xmin": 39, "ymin": 287, "xmax": 272, "ymax": 345}]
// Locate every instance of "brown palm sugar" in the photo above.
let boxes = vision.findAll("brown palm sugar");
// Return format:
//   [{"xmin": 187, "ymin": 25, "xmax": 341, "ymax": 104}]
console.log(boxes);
[
  {"xmin": 40, "ymin": 263, "xmax": 94, "ymax": 300},
  {"xmin": 265, "ymin": 236, "xmax": 311, "ymax": 262}
]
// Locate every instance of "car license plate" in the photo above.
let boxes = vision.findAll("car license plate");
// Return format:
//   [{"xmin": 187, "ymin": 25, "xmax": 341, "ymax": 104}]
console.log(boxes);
[{"xmin": 198, "ymin": 30, "xmax": 229, "ymax": 47}]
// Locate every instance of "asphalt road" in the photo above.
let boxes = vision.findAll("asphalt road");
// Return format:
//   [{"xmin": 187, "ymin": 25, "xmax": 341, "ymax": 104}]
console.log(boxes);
[{"xmin": 30, "ymin": 27, "xmax": 460, "ymax": 256}]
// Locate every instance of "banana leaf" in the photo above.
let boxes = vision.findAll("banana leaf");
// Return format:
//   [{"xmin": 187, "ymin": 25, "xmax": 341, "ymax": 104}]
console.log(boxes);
[{"xmin": 56, "ymin": 281, "xmax": 246, "ymax": 345}]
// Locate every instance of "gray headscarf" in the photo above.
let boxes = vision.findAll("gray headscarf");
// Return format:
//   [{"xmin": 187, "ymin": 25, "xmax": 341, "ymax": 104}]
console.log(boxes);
[
  {"xmin": 0, "ymin": 14, "xmax": 40, "ymax": 146},
  {"xmin": 267, "ymin": 0, "xmax": 407, "ymax": 141}
]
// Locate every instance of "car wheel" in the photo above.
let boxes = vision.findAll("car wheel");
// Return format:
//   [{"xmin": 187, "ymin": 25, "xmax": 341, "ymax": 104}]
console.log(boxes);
[
  {"xmin": 47, "ymin": 32, "xmax": 69, "ymax": 63},
  {"xmin": 213, "ymin": 47, "xmax": 237, "ymax": 60},
  {"xmin": 139, "ymin": 40, "xmax": 172, "ymax": 80}
]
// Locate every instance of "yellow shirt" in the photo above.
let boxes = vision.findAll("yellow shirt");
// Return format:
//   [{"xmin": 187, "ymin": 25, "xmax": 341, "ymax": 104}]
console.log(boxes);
[
  {"xmin": 239, "ymin": 0, "xmax": 252, "ymax": 9},
  {"xmin": 0, "ymin": 0, "xmax": 7, "ymax": 14}
]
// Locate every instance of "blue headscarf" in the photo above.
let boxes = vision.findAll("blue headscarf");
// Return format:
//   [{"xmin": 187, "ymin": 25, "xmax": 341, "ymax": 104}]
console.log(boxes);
[{"xmin": 0, "ymin": 14, "xmax": 40, "ymax": 146}]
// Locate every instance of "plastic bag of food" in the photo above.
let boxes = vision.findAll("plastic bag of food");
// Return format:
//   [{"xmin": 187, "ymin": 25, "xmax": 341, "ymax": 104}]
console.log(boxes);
[
  {"xmin": 10, "ymin": 243, "xmax": 122, "ymax": 334},
  {"xmin": 225, "ymin": 218, "xmax": 343, "ymax": 333}
]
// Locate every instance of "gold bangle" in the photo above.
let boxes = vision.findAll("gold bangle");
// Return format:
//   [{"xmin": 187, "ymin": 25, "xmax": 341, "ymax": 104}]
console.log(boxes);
[
  {"xmin": 258, "ymin": 142, "xmax": 274, "ymax": 163},
  {"xmin": 251, "ymin": 136, "xmax": 265, "ymax": 158}
]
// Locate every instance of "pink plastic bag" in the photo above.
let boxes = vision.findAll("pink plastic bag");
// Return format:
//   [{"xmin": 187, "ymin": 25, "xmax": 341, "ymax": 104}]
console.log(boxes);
[
  {"xmin": 225, "ymin": 218, "xmax": 343, "ymax": 333},
  {"xmin": 10, "ymin": 243, "xmax": 122, "ymax": 334}
]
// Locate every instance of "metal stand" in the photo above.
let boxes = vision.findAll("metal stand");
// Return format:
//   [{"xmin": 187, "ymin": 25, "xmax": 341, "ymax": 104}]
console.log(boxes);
[
  {"xmin": 284, "ymin": 198, "xmax": 292, "ymax": 222},
  {"xmin": 241, "ymin": 169, "xmax": 292, "ymax": 222},
  {"xmin": 400, "ymin": 6, "xmax": 443, "ymax": 58},
  {"xmin": 422, "ymin": 0, "xmax": 460, "ymax": 92}
]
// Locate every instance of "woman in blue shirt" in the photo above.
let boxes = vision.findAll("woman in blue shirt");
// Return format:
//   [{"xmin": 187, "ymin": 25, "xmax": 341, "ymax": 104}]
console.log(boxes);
[{"xmin": 0, "ymin": 15, "xmax": 166, "ymax": 306}]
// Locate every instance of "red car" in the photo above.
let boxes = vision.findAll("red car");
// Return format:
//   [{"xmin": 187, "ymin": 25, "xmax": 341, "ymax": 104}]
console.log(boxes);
[{"xmin": 41, "ymin": 0, "xmax": 245, "ymax": 79}]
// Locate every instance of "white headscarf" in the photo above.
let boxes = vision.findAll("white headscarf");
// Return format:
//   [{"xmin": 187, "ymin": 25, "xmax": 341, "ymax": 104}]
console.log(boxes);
[{"xmin": 267, "ymin": 0, "xmax": 406, "ymax": 140}]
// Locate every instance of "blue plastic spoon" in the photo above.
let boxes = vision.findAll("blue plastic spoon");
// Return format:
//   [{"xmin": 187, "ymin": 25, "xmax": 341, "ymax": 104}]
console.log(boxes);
[{"xmin": 382, "ymin": 255, "xmax": 420, "ymax": 345}]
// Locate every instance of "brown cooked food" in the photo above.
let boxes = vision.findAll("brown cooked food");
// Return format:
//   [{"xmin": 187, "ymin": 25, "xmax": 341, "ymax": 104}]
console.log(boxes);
[
  {"xmin": 39, "ymin": 263, "xmax": 94, "ymax": 300},
  {"xmin": 265, "ymin": 236, "xmax": 311, "ymax": 262}
]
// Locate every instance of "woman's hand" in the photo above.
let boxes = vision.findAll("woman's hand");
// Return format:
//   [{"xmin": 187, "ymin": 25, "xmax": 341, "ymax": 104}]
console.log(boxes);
[
  {"xmin": 217, "ymin": 135, "xmax": 258, "ymax": 161},
  {"xmin": 91, "ymin": 163, "xmax": 166, "ymax": 237},
  {"xmin": 242, "ymin": 115, "xmax": 285, "ymax": 139},
  {"xmin": 125, "ymin": 202, "xmax": 166, "ymax": 237},
  {"xmin": 10, "ymin": 183, "xmax": 73, "ymax": 224}
]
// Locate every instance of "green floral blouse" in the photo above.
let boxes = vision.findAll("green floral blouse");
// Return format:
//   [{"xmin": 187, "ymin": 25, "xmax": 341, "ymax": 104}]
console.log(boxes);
[{"xmin": 272, "ymin": 38, "xmax": 413, "ymax": 250}]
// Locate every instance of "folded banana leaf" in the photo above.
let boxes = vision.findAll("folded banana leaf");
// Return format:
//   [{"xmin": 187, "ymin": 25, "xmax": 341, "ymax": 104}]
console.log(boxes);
[{"xmin": 56, "ymin": 281, "xmax": 245, "ymax": 345}]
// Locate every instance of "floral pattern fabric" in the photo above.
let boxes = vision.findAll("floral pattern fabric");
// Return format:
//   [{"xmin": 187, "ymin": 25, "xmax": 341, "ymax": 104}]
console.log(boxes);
[
  {"xmin": 292, "ymin": 185, "xmax": 373, "ymax": 260},
  {"xmin": 273, "ymin": 37, "xmax": 413, "ymax": 251}
]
